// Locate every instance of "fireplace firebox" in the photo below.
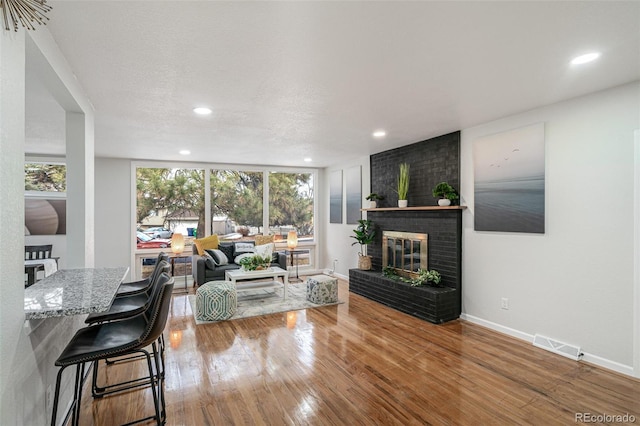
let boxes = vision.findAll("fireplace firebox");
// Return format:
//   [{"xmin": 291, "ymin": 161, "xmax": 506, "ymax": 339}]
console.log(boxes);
[{"xmin": 382, "ymin": 231, "xmax": 428, "ymax": 279}]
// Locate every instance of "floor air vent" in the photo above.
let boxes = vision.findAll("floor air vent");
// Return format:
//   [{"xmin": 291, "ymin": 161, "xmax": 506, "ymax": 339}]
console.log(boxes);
[{"xmin": 533, "ymin": 334, "xmax": 583, "ymax": 361}]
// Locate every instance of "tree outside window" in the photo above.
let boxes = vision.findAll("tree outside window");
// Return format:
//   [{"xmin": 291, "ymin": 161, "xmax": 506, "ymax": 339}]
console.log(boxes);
[
  {"xmin": 269, "ymin": 172, "xmax": 314, "ymax": 240},
  {"xmin": 136, "ymin": 168, "xmax": 205, "ymax": 240},
  {"xmin": 25, "ymin": 163, "xmax": 66, "ymax": 192},
  {"xmin": 210, "ymin": 170, "xmax": 263, "ymax": 236}
]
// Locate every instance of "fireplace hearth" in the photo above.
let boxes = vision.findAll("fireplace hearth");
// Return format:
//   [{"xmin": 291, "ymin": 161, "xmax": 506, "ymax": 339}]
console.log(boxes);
[{"xmin": 349, "ymin": 270, "xmax": 459, "ymax": 324}]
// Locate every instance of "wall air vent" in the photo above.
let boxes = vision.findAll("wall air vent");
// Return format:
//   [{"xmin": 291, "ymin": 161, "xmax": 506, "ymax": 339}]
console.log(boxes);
[{"xmin": 533, "ymin": 334, "xmax": 583, "ymax": 361}]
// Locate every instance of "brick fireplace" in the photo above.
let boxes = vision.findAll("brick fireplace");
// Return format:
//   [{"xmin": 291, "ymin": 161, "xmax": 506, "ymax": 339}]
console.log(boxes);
[{"xmin": 349, "ymin": 131, "xmax": 463, "ymax": 324}]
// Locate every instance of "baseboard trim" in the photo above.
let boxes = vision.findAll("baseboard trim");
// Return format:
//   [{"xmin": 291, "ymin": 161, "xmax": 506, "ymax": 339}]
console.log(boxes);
[
  {"xmin": 460, "ymin": 313, "xmax": 635, "ymax": 377},
  {"xmin": 459, "ymin": 313, "xmax": 534, "ymax": 342},
  {"xmin": 581, "ymin": 353, "xmax": 635, "ymax": 377},
  {"xmin": 334, "ymin": 272, "xmax": 348, "ymax": 281}
]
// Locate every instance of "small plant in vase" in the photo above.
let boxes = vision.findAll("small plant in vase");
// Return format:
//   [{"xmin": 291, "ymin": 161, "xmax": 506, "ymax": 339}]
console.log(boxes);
[
  {"xmin": 238, "ymin": 254, "xmax": 272, "ymax": 271},
  {"xmin": 365, "ymin": 193, "xmax": 384, "ymax": 208},
  {"xmin": 350, "ymin": 219, "xmax": 375, "ymax": 270},
  {"xmin": 432, "ymin": 182, "xmax": 459, "ymax": 206},
  {"xmin": 396, "ymin": 163, "xmax": 410, "ymax": 207}
]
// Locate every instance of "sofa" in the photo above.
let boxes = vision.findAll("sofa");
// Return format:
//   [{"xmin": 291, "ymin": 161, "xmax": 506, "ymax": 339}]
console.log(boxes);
[{"xmin": 191, "ymin": 240, "xmax": 287, "ymax": 286}]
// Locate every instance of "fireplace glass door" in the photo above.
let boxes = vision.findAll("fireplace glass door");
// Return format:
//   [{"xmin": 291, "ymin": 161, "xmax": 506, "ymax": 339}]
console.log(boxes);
[{"xmin": 382, "ymin": 231, "xmax": 428, "ymax": 278}]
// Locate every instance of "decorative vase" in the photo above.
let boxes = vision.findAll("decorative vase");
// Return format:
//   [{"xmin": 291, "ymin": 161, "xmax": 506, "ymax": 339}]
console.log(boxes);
[
  {"xmin": 438, "ymin": 199, "xmax": 451, "ymax": 206},
  {"xmin": 358, "ymin": 254, "xmax": 372, "ymax": 270},
  {"xmin": 398, "ymin": 200, "xmax": 408, "ymax": 208},
  {"xmin": 369, "ymin": 201, "xmax": 377, "ymax": 208}
]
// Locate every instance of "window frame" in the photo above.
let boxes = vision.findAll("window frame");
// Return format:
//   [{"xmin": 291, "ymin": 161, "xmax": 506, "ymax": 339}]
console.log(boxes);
[{"xmin": 131, "ymin": 161, "xmax": 319, "ymax": 278}]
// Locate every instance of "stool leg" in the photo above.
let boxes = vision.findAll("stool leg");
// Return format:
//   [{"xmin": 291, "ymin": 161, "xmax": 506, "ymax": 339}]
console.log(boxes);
[
  {"xmin": 143, "ymin": 348, "xmax": 162, "ymax": 426},
  {"xmin": 50, "ymin": 366, "xmax": 67, "ymax": 426},
  {"xmin": 152, "ymin": 342, "xmax": 166, "ymax": 423},
  {"xmin": 72, "ymin": 363, "xmax": 85, "ymax": 426},
  {"xmin": 91, "ymin": 360, "xmax": 103, "ymax": 397}
]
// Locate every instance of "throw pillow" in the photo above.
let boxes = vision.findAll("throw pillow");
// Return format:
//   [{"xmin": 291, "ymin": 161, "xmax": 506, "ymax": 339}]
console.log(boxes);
[
  {"xmin": 201, "ymin": 252, "xmax": 216, "ymax": 269},
  {"xmin": 271, "ymin": 251, "xmax": 280, "ymax": 263},
  {"xmin": 193, "ymin": 234, "xmax": 219, "ymax": 255},
  {"xmin": 218, "ymin": 243, "xmax": 234, "ymax": 262},
  {"xmin": 254, "ymin": 243, "xmax": 274, "ymax": 259},
  {"xmin": 206, "ymin": 249, "xmax": 229, "ymax": 266},
  {"xmin": 234, "ymin": 252, "xmax": 255, "ymax": 265},
  {"xmin": 254, "ymin": 234, "xmax": 275, "ymax": 246},
  {"xmin": 233, "ymin": 242, "xmax": 255, "ymax": 256}
]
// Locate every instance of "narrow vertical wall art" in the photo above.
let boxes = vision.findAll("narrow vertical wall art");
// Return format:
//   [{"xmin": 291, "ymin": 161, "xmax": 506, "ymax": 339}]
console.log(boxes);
[
  {"xmin": 345, "ymin": 165, "xmax": 362, "ymax": 224},
  {"xmin": 329, "ymin": 170, "xmax": 343, "ymax": 224},
  {"xmin": 473, "ymin": 123, "xmax": 545, "ymax": 233}
]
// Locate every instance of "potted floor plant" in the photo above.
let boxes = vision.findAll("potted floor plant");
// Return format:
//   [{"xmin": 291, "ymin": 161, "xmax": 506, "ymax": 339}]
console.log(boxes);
[
  {"xmin": 351, "ymin": 219, "xmax": 375, "ymax": 270},
  {"xmin": 396, "ymin": 163, "xmax": 410, "ymax": 208},
  {"xmin": 432, "ymin": 182, "xmax": 459, "ymax": 206}
]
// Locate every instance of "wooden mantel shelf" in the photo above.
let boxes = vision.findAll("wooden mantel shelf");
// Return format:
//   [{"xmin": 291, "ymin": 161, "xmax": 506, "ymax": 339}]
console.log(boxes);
[{"xmin": 361, "ymin": 206, "xmax": 467, "ymax": 212}]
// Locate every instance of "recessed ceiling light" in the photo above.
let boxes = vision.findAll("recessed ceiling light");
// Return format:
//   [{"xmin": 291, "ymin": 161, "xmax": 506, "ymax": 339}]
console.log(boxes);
[
  {"xmin": 304, "ymin": 158, "xmax": 312, "ymax": 162},
  {"xmin": 193, "ymin": 107, "xmax": 212, "ymax": 115},
  {"xmin": 179, "ymin": 150, "xmax": 191, "ymax": 155},
  {"xmin": 373, "ymin": 130, "xmax": 386, "ymax": 138},
  {"xmin": 571, "ymin": 52, "xmax": 600, "ymax": 65}
]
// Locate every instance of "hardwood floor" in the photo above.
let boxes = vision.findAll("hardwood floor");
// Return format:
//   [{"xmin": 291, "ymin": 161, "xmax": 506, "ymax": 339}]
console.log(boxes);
[{"xmin": 79, "ymin": 279, "xmax": 640, "ymax": 425}]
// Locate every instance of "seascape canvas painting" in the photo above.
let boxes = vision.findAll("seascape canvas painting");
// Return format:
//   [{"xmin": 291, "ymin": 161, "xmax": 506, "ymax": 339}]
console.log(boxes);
[
  {"xmin": 473, "ymin": 123, "xmax": 545, "ymax": 233},
  {"xmin": 345, "ymin": 165, "xmax": 361, "ymax": 224},
  {"xmin": 329, "ymin": 170, "xmax": 343, "ymax": 224}
]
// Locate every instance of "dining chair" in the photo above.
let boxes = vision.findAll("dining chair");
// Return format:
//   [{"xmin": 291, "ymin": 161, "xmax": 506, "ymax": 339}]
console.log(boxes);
[{"xmin": 24, "ymin": 244, "xmax": 59, "ymax": 266}]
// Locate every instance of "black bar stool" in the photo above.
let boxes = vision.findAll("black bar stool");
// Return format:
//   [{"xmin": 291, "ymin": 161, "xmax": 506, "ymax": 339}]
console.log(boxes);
[
  {"xmin": 117, "ymin": 252, "xmax": 169, "ymax": 296},
  {"xmin": 50, "ymin": 274, "xmax": 174, "ymax": 426},
  {"xmin": 85, "ymin": 261, "xmax": 171, "ymax": 398},
  {"xmin": 85, "ymin": 260, "xmax": 170, "ymax": 325}
]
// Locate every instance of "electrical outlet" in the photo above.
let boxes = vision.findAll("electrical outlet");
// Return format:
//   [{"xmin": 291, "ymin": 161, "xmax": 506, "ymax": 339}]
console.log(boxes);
[{"xmin": 501, "ymin": 297, "xmax": 509, "ymax": 310}]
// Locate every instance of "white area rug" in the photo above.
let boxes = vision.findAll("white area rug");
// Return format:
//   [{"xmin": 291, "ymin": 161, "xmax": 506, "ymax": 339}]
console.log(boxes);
[{"xmin": 189, "ymin": 281, "xmax": 342, "ymax": 324}]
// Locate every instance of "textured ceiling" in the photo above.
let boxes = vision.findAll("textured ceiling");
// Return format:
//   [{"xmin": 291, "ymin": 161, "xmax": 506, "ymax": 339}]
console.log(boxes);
[{"xmin": 25, "ymin": 1, "xmax": 640, "ymax": 167}]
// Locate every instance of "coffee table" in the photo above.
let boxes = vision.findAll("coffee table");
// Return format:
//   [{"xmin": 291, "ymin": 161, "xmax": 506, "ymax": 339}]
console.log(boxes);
[{"xmin": 225, "ymin": 266, "xmax": 289, "ymax": 300}]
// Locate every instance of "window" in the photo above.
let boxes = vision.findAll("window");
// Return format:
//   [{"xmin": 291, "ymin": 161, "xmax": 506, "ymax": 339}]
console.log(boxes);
[
  {"xmin": 136, "ymin": 167, "xmax": 205, "ymax": 244},
  {"xmin": 134, "ymin": 165, "xmax": 316, "ymax": 273},
  {"xmin": 210, "ymin": 170, "xmax": 263, "ymax": 236},
  {"xmin": 25, "ymin": 162, "xmax": 66, "ymax": 192},
  {"xmin": 268, "ymin": 172, "xmax": 314, "ymax": 241}
]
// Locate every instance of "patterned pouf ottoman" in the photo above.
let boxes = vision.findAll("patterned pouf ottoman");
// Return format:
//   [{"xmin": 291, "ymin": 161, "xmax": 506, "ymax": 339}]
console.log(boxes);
[
  {"xmin": 306, "ymin": 275, "xmax": 338, "ymax": 304},
  {"xmin": 196, "ymin": 281, "xmax": 237, "ymax": 321}
]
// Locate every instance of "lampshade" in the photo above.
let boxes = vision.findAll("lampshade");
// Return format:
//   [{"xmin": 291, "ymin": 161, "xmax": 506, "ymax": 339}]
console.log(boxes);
[
  {"xmin": 171, "ymin": 233, "xmax": 185, "ymax": 254},
  {"xmin": 287, "ymin": 230, "xmax": 298, "ymax": 249}
]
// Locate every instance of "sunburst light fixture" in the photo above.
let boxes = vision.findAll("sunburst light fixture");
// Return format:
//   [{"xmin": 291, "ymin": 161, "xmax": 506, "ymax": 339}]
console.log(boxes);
[{"xmin": 1, "ymin": 0, "xmax": 52, "ymax": 32}]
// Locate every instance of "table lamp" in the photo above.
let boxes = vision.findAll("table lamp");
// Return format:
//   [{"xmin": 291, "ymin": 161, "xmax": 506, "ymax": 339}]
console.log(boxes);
[
  {"xmin": 171, "ymin": 233, "xmax": 185, "ymax": 254},
  {"xmin": 287, "ymin": 230, "xmax": 298, "ymax": 249}
]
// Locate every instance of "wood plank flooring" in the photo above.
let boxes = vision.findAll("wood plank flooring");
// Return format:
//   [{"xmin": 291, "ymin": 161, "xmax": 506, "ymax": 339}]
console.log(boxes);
[{"xmin": 79, "ymin": 279, "xmax": 640, "ymax": 425}]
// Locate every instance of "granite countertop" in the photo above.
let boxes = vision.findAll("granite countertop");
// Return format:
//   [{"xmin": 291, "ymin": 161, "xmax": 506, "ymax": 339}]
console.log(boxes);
[{"xmin": 24, "ymin": 267, "xmax": 129, "ymax": 320}]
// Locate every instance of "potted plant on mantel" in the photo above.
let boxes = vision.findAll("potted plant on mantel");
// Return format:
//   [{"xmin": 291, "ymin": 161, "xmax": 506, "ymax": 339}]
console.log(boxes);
[
  {"xmin": 350, "ymin": 219, "xmax": 375, "ymax": 270},
  {"xmin": 432, "ymin": 181, "xmax": 459, "ymax": 206},
  {"xmin": 395, "ymin": 163, "xmax": 410, "ymax": 208},
  {"xmin": 365, "ymin": 193, "xmax": 384, "ymax": 208}
]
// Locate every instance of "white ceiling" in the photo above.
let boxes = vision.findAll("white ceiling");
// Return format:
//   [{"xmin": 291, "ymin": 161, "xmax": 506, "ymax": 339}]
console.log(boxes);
[{"xmin": 25, "ymin": 1, "xmax": 640, "ymax": 168}]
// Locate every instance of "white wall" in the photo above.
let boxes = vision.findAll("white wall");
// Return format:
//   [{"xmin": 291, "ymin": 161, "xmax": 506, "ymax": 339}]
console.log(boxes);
[
  {"xmin": 95, "ymin": 158, "xmax": 133, "ymax": 280},
  {"xmin": 321, "ymin": 156, "xmax": 370, "ymax": 278},
  {"xmin": 0, "ymin": 29, "xmax": 94, "ymax": 425},
  {"xmin": 460, "ymin": 82, "xmax": 640, "ymax": 373}
]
